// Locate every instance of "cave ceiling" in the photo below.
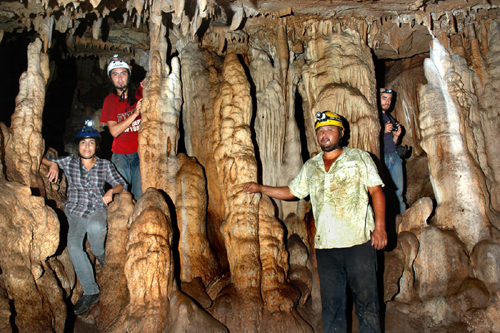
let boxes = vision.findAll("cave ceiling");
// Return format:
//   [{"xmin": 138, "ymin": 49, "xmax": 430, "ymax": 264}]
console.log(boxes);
[{"xmin": 0, "ymin": 0, "xmax": 499, "ymax": 62}]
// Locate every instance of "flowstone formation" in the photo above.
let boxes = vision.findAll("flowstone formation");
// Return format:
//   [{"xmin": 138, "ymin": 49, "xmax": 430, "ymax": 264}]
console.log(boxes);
[{"xmin": 1, "ymin": 0, "xmax": 500, "ymax": 332}]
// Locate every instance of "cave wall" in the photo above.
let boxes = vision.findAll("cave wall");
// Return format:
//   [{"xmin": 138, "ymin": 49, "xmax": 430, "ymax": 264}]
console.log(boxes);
[{"xmin": 1, "ymin": 0, "xmax": 500, "ymax": 332}]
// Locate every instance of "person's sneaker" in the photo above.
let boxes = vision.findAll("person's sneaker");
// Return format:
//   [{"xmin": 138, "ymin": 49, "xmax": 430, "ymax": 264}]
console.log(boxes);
[
  {"xmin": 96, "ymin": 255, "xmax": 105, "ymax": 266},
  {"xmin": 74, "ymin": 293, "xmax": 100, "ymax": 315}
]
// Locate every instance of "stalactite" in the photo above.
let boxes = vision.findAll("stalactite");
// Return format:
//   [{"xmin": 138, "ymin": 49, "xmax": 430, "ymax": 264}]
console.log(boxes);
[
  {"xmin": 276, "ymin": 23, "xmax": 289, "ymax": 95},
  {"xmin": 198, "ymin": 0, "xmax": 208, "ymax": 17},
  {"xmin": 173, "ymin": 0, "xmax": 185, "ymax": 25},
  {"xmin": 301, "ymin": 22, "xmax": 379, "ymax": 155},
  {"xmin": 249, "ymin": 47, "xmax": 285, "ymax": 209},
  {"xmin": 89, "ymin": 0, "xmax": 102, "ymax": 8},
  {"xmin": 230, "ymin": 6, "xmax": 244, "ymax": 31},
  {"xmin": 92, "ymin": 17, "xmax": 102, "ymax": 40},
  {"xmin": 39, "ymin": 16, "xmax": 54, "ymax": 52}
]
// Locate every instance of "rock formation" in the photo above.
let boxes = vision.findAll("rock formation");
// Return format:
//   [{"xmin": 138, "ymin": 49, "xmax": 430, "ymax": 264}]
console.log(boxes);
[{"xmin": 1, "ymin": 0, "xmax": 500, "ymax": 332}]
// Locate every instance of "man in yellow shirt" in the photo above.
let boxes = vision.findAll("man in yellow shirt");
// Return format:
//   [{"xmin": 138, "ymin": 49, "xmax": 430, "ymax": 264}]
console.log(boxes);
[{"xmin": 244, "ymin": 111, "xmax": 386, "ymax": 332}]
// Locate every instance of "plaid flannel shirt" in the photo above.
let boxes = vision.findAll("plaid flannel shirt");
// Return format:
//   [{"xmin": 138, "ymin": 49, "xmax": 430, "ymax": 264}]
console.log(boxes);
[{"xmin": 46, "ymin": 155, "xmax": 127, "ymax": 218}]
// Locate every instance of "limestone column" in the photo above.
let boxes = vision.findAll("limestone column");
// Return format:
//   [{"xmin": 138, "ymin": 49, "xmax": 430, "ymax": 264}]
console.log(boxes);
[
  {"xmin": 139, "ymin": 6, "xmax": 182, "ymax": 199},
  {"xmin": 419, "ymin": 39, "xmax": 491, "ymax": 251}
]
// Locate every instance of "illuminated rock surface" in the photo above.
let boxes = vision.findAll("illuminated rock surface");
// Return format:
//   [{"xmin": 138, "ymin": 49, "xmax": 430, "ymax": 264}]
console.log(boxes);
[{"xmin": 0, "ymin": 0, "xmax": 500, "ymax": 331}]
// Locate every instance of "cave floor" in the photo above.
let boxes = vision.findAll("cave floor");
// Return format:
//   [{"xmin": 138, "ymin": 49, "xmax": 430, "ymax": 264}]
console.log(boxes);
[{"xmin": 70, "ymin": 305, "xmax": 471, "ymax": 332}]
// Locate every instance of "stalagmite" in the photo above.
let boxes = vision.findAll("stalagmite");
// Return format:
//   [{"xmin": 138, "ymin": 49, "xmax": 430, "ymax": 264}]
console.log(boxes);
[
  {"xmin": 96, "ymin": 192, "xmax": 135, "ymax": 331},
  {"xmin": 211, "ymin": 53, "xmax": 261, "ymax": 331},
  {"xmin": 1, "ymin": 38, "xmax": 49, "ymax": 188},
  {"xmin": 176, "ymin": 153, "xmax": 218, "ymax": 286},
  {"xmin": 259, "ymin": 196, "xmax": 292, "ymax": 311},
  {"xmin": 3, "ymin": 0, "xmax": 500, "ymax": 331},
  {"xmin": 108, "ymin": 189, "xmax": 175, "ymax": 332},
  {"xmin": 419, "ymin": 39, "xmax": 492, "ymax": 251},
  {"xmin": 0, "ymin": 179, "xmax": 66, "ymax": 332},
  {"xmin": 178, "ymin": 38, "xmax": 227, "ymax": 265}
]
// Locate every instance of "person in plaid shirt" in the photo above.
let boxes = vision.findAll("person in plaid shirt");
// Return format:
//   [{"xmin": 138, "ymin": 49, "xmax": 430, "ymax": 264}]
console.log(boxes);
[{"xmin": 42, "ymin": 120, "xmax": 126, "ymax": 315}]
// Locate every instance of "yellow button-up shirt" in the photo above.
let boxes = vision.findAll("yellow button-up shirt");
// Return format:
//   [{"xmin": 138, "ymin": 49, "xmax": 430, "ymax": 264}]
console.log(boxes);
[{"xmin": 288, "ymin": 148, "xmax": 384, "ymax": 249}]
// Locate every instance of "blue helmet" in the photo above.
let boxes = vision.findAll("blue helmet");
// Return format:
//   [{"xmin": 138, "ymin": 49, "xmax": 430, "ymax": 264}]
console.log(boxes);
[{"xmin": 75, "ymin": 120, "xmax": 101, "ymax": 144}]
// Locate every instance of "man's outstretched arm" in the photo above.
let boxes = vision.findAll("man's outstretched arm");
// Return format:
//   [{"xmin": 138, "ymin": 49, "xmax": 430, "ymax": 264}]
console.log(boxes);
[{"xmin": 243, "ymin": 182, "xmax": 297, "ymax": 200}]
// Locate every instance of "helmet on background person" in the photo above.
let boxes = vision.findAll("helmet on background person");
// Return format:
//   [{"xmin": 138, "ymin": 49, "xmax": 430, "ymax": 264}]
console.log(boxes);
[
  {"xmin": 314, "ymin": 111, "xmax": 345, "ymax": 132},
  {"xmin": 74, "ymin": 120, "xmax": 101, "ymax": 146},
  {"xmin": 107, "ymin": 54, "xmax": 131, "ymax": 77},
  {"xmin": 379, "ymin": 88, "xmax": 394, "ymax": 95}
]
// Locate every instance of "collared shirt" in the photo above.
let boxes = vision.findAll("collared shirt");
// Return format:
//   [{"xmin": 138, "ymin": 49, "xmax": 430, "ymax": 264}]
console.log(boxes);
[
  {"xmin": 288, "ymin": 147, "xmax": 384, "ymax": 249},
  {"xmin": 46, "ymin": 155, "xmax": 127, "ymax": 218}
]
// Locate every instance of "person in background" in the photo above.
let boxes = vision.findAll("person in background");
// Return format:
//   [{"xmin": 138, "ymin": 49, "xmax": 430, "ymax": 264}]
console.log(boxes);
[
  {"xmin": 42, "ymin": 120, "xmax": 126, "ymax": 315},
  {"xmin": 100, "ymin": 54, "xmax": 143, "ymax": 200},
  {"xmin": 244, "ymin": 111, "xmax": 387, "ymax": 332},
  {"xmin": 379, "ymin": 87, "xmax": 406, "ymax": 215}
]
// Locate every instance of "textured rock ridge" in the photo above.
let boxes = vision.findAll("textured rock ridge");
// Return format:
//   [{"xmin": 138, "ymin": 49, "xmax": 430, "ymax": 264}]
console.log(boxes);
[
  {"xmin": 0, "ymin": 179, "xmax": 66, "ymax": 332},
  {"xmin": 1, "ymin": 38, "xmax": 49, "ymax": 189}
]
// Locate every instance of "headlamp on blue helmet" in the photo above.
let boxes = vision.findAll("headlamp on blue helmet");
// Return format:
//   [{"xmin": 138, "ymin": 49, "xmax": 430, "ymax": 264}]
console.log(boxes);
[{"xmin": 75, "ymin": 120, "xmax": 101, "ymax": 145}]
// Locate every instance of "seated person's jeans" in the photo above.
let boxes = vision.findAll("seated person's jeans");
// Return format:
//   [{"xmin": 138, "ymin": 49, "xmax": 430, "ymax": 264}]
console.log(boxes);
[{"xmin": 66, "ymin": 210, "xmax": 107, "ymax": 295}]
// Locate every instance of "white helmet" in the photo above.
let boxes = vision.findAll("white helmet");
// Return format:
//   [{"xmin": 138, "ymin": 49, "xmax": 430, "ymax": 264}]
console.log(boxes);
[{"xmin": 107, "ymin": 54, "xmax": 131, "ymax": 77}]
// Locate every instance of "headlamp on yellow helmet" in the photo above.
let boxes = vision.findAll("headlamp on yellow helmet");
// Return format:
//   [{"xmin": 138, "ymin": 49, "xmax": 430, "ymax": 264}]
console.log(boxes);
[{"xmin": 315, "ymin": 111, "xmax": 345, "ymax": 132}]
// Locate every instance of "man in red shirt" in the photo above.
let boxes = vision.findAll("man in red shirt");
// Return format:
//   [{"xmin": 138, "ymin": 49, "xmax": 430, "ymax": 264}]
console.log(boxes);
[{"xmin": 100, "ymin": 54, "xmax": 143, "ymax": 200}]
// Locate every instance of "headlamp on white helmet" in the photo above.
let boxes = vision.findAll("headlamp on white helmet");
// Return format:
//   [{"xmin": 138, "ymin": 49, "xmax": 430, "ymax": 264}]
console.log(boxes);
[{"xmin": 107, "ymin": 54, "xmax": 131, "ymax": 77}]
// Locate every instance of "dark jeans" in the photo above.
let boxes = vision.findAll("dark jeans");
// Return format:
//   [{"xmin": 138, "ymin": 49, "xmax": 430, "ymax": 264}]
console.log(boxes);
[
  {"xmin": 316, "ymin": 241, "xmax": 381, "ymax": 333},
  {"xmin": 384, "ymin": 151, "xmax": 405, "ymax": 214}
]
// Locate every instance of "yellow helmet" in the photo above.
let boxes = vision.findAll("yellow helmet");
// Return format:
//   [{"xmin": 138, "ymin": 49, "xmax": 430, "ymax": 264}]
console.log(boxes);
[{"xmin": 314, "ymin": 111, "xmax": 345, "ymax": 132}]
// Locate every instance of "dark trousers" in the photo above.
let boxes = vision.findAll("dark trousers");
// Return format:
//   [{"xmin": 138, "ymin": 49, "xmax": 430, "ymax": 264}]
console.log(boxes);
[{"xmin": 316, "ymin": 241, "xmax": 381, "ymax": 333}]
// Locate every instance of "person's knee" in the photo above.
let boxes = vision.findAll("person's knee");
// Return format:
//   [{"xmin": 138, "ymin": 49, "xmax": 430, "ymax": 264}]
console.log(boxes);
[
  {"xmin": 88, "ymin": 220, "xmax": 107, "ymax": 236},
  {"xmin": 67, "ymin": 240, "xmax": 85, "ymax": 258}
]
